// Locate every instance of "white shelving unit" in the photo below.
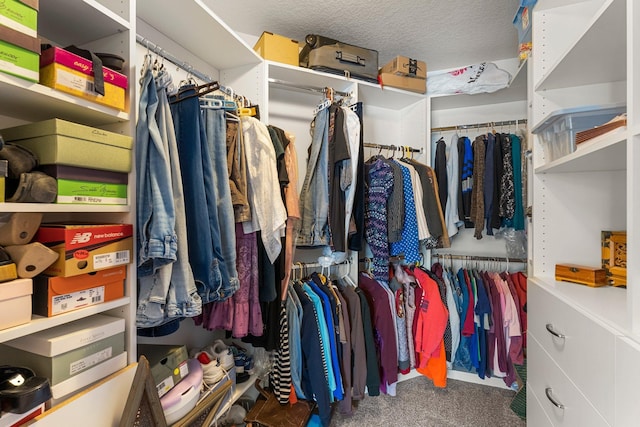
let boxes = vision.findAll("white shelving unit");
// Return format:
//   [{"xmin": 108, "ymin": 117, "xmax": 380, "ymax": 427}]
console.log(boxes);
[
  {"xmin": 0, "ymin": 0, "xmax": 137, "ymax": 413},
  {"xmin": 529, "ymin": 0, "xmax": 640, "ymax": 424}
]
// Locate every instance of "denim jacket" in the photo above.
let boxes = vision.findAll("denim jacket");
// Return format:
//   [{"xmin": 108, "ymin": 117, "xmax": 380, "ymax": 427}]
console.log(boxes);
[{"xmin": 296, "ymin": 108, "xmax": 330, "ymax": 247}]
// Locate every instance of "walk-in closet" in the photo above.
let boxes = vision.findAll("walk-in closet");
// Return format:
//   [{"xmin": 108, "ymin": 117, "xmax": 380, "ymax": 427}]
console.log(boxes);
[{"xmin": 0, "ymin": 0, "xmax": 636, "ymax": 426}]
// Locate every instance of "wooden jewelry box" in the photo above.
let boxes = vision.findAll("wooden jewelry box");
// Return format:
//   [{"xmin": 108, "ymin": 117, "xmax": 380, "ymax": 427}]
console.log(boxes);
[{"xmin": 555, "ymin": 263, "xmax": 608, "ymax": 287}]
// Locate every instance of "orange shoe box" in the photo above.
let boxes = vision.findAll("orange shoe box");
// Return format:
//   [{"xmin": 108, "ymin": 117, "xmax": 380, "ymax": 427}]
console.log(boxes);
[
  {"xmin": 34, "ymin": 223, "xmax": 133, "ymax": 277},
  {"xmin": 32, "ymin": 266, "xmax": 126, "ymax": 317}
]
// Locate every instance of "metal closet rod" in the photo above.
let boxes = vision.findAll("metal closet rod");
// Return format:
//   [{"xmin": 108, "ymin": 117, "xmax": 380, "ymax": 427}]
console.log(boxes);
[
  {"xmin": 268, "ymin": 78, "xmax": 352, "ymax": 97},
  {"xmin": 363, "ymin": 142, "xmax": 423, "ymax": 154},
  {"xmin": 136, "ymin": 34, "xmax": 214, "ymax": 83},
  {"xmin": 431, "ymin": 253, "xmax": 527, "ymax": 264},
  {"xmin": 291, "ymin": 258, "xmax": 352, "ymax": 270},
  {"xmin": 431, "ymin": 118, "xmax": 528, "ymax": 133}
]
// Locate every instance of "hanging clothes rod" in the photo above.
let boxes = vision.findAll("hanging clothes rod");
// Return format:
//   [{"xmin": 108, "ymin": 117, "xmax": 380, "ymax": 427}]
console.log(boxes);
[
  {"xmin": 431, "ymin": 118, "xmax": 528, "ymax": 133},
  {"xmin": 268, "ymin": 78, "xmax": 352, "ymax": 98},
  {"xmin": 431, "ymin": 253, "xmax": 527, "ymax": 264},
  {"xmin": 136, "ymin": 34, "xmax": 214, "ymax": 83},
  {"xmin": 291, "ymin": 258, "xmax": 352, "ymax": 270},
  {"xmin": 363, "ymin": 142, "xmax": 423, "ymax": 154}
]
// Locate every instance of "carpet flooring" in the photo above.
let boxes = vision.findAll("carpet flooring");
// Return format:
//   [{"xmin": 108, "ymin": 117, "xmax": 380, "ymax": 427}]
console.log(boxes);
[{"xmin": 330, "ymin": 376, "xmax": 526, "ymax": 427}]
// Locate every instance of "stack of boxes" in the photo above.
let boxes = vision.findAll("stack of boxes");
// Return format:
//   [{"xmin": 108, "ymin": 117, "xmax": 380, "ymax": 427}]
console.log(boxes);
[
  {"xmin": 1, "ymin": 314, "xmax": 128, "ymax": 403},
  {"xmin": 1, "ymin": 118, "xmax": 132, "ymax": 205},
  {"xmin": 0, "ymin": 0, "xmax": 40, "ymax": 82}
]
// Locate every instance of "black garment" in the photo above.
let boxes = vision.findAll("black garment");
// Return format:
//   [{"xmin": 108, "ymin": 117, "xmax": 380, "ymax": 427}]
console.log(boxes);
[
  {"xmin": 348, "ymin": 102, "xmax": 365, "ymax": 251},
  {"xmin": 434, "ymin": 138, "xmax": 448, "ymax": 212},
  {"xmin": 355, "ymin": 287, "xmax": 380, "ymax": 396},
  {"xmin": 405, "ymin": 159, "xmax": 444, "ymax": 241},
  {"xmin": 491, "ymin": 133, "xmax": 504, "ymax": 231},
  {"xmin": 426, "ymin": 265, "xmax": 452, "ymax": 362},
  {"xmin": 329, "ymin": 106, "xmax": 351, "ymax": 252},
  {"xmin": 267, "ymin": 125, "xmax": 289, "ymax": 191}
]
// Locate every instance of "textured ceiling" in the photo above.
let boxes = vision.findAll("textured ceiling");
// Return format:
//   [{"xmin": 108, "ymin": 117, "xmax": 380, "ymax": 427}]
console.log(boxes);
[{"xmin": 205, "ymin": 0, "xmax": 522, "ymax": 72}]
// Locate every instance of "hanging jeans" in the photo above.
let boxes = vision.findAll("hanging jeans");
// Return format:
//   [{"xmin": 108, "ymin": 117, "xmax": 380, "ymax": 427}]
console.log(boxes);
[
  {"xmin": 136, "ymin": 69, "xmax": 201, "ymax": 329},
  {"xmin": 202, "ymin": 108, "xmax": 239, "ymax": 298},
  {"xmin": 169, "ymin": 85, "xmax": 229, "ymax": 304},
  {"xmin": 296, "ymin": 108, "xmax": 330, "ymax": 247}
]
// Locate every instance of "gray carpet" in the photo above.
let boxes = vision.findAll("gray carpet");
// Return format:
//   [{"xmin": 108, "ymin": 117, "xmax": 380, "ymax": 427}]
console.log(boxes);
[{"xmin": 330, "ymin": 376, "xmax": 525, "ymax": 427}]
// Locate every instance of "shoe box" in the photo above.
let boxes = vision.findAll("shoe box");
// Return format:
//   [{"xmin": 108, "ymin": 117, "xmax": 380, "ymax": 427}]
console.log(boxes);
[
  {"xmin": 0, "ymin": 278, "xmax": 32, "ymax": 330},
  {"xmin": 33, "ymin": 223, "xmax": 132, "ymax": 277},
  {"xmin": 137, "ymin": 344, "xmax": 190, "ymax": 398},
  {"xmin": 39, "ymin": 165, "xmax": 128, "ymax": 205},
  {"xmin": 0, "ymin": 314, "xmax": 126, "ymax": 399},
  {"xmin": 0, "ymin": 0, "xmax": 40, "ymax": 83},
  {"xmin": 32, "ymin": 266, "xmax": 126, "ymax": 317},
  {"xmin": 0, "ymin": 118, "xmax": 133, "ymax": 174},
  {"xmin": 39, "ymin": 46, "xmax": 128, "ymax": 111}
]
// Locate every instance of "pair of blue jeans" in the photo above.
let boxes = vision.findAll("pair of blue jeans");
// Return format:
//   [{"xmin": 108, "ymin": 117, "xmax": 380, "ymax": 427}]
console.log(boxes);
[
  {"xmin": 202, "ymin": 108, "xmax": 239, "ymax": 298},
  {"xmin": 170, "ymin": 85, "xmax": 229, "ymax": 304},
  {"xmin": 136, "ymin": 68, "xmax": 201, "ymax": 329}
]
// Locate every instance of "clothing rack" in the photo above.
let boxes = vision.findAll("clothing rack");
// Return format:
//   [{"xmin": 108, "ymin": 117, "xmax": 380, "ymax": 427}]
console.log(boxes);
[
  {"xmin": 136, "ymin": 34, "xmax": 214, "ymax": 83},
  {"xmin": 267, "ymin": 78, "xmax": 352, "ymax": 98},
  {"xmin": 363, "ymin": 142, "xmax": 423, "ymax": 154},
  {"xmin": 431, "ymin": 253, "xmax": 527, "ymax": 264},
  {"xmin": 431, "ymin": 118, "xmax": 528, "ymax": 133}
]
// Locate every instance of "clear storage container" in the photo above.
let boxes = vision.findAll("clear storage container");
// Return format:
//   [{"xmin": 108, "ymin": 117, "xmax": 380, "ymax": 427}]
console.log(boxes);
[{"xmin": 531, "ymin": 104, "xmax": 626, "ymax": 162}]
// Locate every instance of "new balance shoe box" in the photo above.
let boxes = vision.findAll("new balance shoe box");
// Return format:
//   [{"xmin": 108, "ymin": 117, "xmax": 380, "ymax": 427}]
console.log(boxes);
[
  {"xmin": 0, "ymin": 278, "xmax": 32, "ymax": 330},
  {"xmin": 0, "ymin": 118, "xmax": 133, "ymax": 173},
  {"xmin": 0, "ymin": 314, "xmax": 125, "ymax": 398},
  {"xmin": 0, "ymin": 22, "xmax": 40, "ymax": 82},
  {"xmin": 32, "ymin": 266, "xmax": 126, "ymax": 317},
  {"xmin": 39, "ymin": 165, "xmax": 128, "ymax": 205},
  {"xmin": 0, "ymin": 0, "xmax": 38, "ymax": 38},
  {"xmin": 39, "ymin": 46, "xmax": 127, "ymax": 111},
  {"xmin": 33, "ymin": 223, "xmax": 133, "ymax": 277},
  {"xmin": 137, "ymin": 344, "xmax": 190, "ymax": 398}
]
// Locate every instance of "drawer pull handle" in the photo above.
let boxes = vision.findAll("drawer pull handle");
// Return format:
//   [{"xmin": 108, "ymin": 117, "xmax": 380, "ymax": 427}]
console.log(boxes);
[
  {"xmin": 545, "ymin": 387, "xmax": 565, "ymax": 409},
  {"xmin": 546, "ymin": 323, "xmax": 565, "ymax": 339}
]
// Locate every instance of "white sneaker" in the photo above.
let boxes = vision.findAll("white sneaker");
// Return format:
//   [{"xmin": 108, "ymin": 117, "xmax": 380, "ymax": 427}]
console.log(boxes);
[
  {"xmin": 205, "ymin": 339, "xmax": 235, "ymax": 371},
  {"xmin": 196, "ymin": 351, "xmax": 225, "ymax": 386}
]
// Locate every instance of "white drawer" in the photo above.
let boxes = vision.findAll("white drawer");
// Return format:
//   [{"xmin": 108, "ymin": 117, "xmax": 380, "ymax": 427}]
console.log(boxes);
[
  {"xmin": 529, "ymin": 335, "xmax": 610, "ymax": 426},
  {"xmin": 615, "ymin": 336, "xmax": 640, "ymax": 426},
  {"xmin": 529, "ymin": 282, "xmax": 616, "ymax": 424},
  {"xmin": 527, "ymin": 383, "xmax": 554, "ymax": 427}
]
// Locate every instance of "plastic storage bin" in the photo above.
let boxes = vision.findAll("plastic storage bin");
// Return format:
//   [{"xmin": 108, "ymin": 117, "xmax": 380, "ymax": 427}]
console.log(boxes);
[{"xmin": 531, "ymin": 104, "xmax": 626, "ymax": 162}]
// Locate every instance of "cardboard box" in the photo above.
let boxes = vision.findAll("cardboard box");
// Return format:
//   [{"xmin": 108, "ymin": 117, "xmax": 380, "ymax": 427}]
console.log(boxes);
[
  {"xmin": 39, "ymin": 46, "xmax": 127, "ymax": 111},
  {"xmin": 5, "ymin": 314, "xmax": 124, "ymax": 354},
  {"xmin": 253, "ymin": 31, "xmax": 299, "ymax": 66},
  {"xmin": 50, "ymin": 351, "xmax": 127, "ymax": 400},
  {"xmin": 54, "ymin": 179, "xmax": 128, "ymax": 205},
  {"xmin": 378, "ymin": 72, "xmax": 426, "ymax": 94},
  {"xmin": 0, "ymin": 0, "xmax": 38, "ymax": 38},
  {"xmin": 380, "ymin": 55, "xmax": 427, "ymax": 79},
  {"xmin": 0, "ymin": 26, "xmax": 39, "ymax": 82},
  {"xmin": 0, "ymin": 402, "xmax": 45, "ymax": 427},
  {"xmin": 137, "ymin": 344, "xmax": 190, "ymax": 398},
  {"xmin": 34, "ymin": 223, "xmax": 132, "ymax": 277},
  {"xmin": 39, "ymin": 164, "xmax": 128, "ymax": 184},
  {"xmin": 0, "ymin": 321, "xmax": 125, "ymax": 385},
  {"xmin": 0, "ymin": 278, "xmax": 32, "ymax": 330},
  {"xmin": 32, "ymin": 266, "xmax": 126, "ymax": 317},
  {"xmin": 39, "ymin": 63, "xmax": 126, "ymax": 110},
  {"xmin": 1, "ymin": 118, "xmax": 133, "ymax": 173}
]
